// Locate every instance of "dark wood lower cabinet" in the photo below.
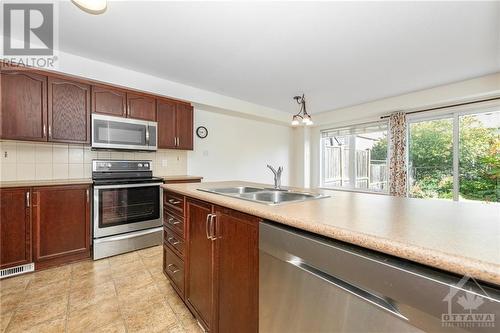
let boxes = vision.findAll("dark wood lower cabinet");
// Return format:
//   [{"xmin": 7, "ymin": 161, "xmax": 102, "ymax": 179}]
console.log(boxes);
[
  {"xmin": 0, "ymin": 188, "xmax": 32, "ymax": 269},
  {"xmin": 32, "ymin": 185, "xmax": 91, "ymax": 269},
  {"xmin": 163, "ymin": 191, "xmax": 259, "ymax": 333},
  {"xmin": 214, "ymin": 207, "xmax": 259, "ymax": 333},
  {"xmin": 185, "ymin": 198, "xmax": 215, "ymax": 331}
]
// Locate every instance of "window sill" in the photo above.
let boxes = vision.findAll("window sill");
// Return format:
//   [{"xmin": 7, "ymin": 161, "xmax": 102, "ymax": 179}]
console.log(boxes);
[{"xmin": 319, "ymin": 186, "xmax": 389, "ymax": 196}]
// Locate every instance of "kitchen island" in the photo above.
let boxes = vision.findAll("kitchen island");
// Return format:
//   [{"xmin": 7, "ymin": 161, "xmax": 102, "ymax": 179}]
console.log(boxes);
[
  {"xmin": 161, "ymin": 180, "xmax": 500, "ymax": 333},
  {"xmin": 163, "ymin": 180, "xmax": 499, "ymax": 285}
]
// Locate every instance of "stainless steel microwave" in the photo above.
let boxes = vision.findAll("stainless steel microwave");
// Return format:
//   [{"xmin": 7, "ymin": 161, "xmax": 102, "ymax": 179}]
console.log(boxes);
[{"xmin": 92, "ymin": 114, "xmax": 157, "ymax": 151}]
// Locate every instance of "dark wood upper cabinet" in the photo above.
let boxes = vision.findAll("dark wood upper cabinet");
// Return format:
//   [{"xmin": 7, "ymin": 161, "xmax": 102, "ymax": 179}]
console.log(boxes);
[
  {"xmin": 92, "ymin": 85, "xmax": 127, "ymax": 117},
  {"xmin": 176, "ymin": 103, "xmax": 194, "ymax": 150},
  {"xmin": 127, "ymin": 93, "xmax": 156, "ymax": 121},
  {"xmin": 186, "ymin": 198, "xmax": 215, "ymax": 331},
  {"xmin": 214, "ymin": 207, "xmax": 259, "ymax": 333},
  {"xmin": 48, "ymin": 77, "xmax": 91, "ymax": 144},
  {"xmin": 157, "ymin": 98, "xmax": 177, "ymax": 148},
  {"xmin": 32, "ymin": 185, "xmax": 90, "ymax": 269},
  {"xmin": 0, "ymin": 188, "xmax": 32, "ymax": 269},
  {"xmin": 157, "ymin": 99, "xmax": 194, "ymax": 150},
  {"xmin": 0, "ymin": 71, "xmax": 47, "ymax": 141}
]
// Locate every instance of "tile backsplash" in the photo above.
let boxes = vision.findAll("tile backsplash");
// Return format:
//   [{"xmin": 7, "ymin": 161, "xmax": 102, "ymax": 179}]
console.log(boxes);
[{"xmin": 0, "ymin": 141, "xmax": 187, "ymax": 181}]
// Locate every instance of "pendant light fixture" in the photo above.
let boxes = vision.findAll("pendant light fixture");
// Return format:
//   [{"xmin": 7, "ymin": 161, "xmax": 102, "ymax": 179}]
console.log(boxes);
[
  {"xmin": 291, "ymin": 94, "xmax": 313, "ymax": 126},
  {"xmin": 72, "ymin": 0, "xmax": 107, "ymax": 15}
]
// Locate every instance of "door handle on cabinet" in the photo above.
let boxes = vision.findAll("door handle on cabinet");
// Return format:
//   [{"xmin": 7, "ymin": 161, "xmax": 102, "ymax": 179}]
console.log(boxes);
[
  {"xmin": 26, "ymin": 191, "xmax": 30, "ymax": 208},
  {"xmin": 167, "ymin": 236, "xmax": 181, "ymax": 246},
  {"xmin": 205, "ymin": 214, "xmax": 211, "ymax": 239},
  {"xmin": 86, "ymin": 189, "xmax": 89, "ymax": 203},
  {"xmin": 209, "ymin": 214, "xmax": 217, "ymax": 241},
  {"xmin": 168, "ymin": 199, "xmax": 181, "ymax": 205},
  {"xmin": 43, "ymin": 124, "xmax": 46, "ymax": 137},
  {"xmin": 167, "ymin": 217, "xmax": 181, "ymax": 225},
  {"xmin": 48, "ymin": 125, "xmax": 52, "ymax": 137},
  {"xmin": 167, "ymin": 264, "xmax": 180, "ymax": 274}
]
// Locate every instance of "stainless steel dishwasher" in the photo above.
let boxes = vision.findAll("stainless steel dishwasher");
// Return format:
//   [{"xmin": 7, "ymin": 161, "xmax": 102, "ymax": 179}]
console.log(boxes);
[{"xmin": 259, "ymin": 222, "xmax": 500, "ymax": 333}]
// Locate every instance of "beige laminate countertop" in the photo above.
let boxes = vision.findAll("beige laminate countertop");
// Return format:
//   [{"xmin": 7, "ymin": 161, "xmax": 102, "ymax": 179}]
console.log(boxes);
[
  {"xmin": 158, "ymin": 175, "xmax": 203, "ymax": 182},
  {"xmin": 0, "ymin": 178, "xmax": 93, "ymax": 188},
  {"xmin": 162, "ymin": 181, "xmax": 500, "ymax": 286}
]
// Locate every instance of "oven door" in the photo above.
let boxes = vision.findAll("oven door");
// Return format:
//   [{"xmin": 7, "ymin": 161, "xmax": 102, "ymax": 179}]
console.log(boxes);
[
  {"xmin": 93, "ymin": 182, "xmax": 163, "ymax": 238},
  {"xmin": 92, "ymin": 114, "xmax": 157, "ymax": 151}
]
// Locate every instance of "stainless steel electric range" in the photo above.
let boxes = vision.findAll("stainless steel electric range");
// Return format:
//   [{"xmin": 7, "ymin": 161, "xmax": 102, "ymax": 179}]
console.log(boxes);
[{"xmin": 92, "ymin": 160, "xmax": 163, "ymax": 260}]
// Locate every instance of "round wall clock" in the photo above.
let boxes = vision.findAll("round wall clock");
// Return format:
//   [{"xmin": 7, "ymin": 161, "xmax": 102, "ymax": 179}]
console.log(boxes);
[{"xmin": 196, "ymin": 126, "xmax": 208, "ymax": 139}]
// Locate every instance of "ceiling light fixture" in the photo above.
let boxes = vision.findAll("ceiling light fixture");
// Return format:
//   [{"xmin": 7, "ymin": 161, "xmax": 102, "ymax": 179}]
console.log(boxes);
[
  {"xmin": 71, "ymin": 0, "xmax": 107, "ymax": 15},
  {"xmin": 291, "ymin": 94, "xmax": 313, "ymax": 126}
]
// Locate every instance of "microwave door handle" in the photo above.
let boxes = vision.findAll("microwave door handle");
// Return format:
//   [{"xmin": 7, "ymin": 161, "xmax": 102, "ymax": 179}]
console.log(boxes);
[{"xmin": 146, "ymin": 127, "xmax": 150, "ymax": 145}]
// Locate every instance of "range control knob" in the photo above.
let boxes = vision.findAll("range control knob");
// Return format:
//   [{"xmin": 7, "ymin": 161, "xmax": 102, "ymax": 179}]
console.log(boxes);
[
  {"xmin": 144, "ymin": 163, "xmax": 149, "ymax": 168},
  {"xmin": 106, "ymin": 163, "xmax": 112, "ymax": 168},
  {"xmin": 138, "ymin": 163, "xmax": 143, "ymax": 168}
]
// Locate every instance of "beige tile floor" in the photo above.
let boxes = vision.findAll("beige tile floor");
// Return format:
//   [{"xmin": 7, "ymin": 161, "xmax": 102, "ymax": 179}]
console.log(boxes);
[{"xmin": 0, "ymin": 246, "xmax": 203, "ymax": 333}]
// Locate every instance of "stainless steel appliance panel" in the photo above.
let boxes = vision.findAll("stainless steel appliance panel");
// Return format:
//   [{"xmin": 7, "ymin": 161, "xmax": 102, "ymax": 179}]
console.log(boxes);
[
  {"xmin": 93, "ymin": 183, "xmax": 163, "ymax": 238},
  {"xmin": 93, "ymin": 227, "xmax": 162, "ymax": 260},
  {"xmin": 92, "ymin": 114, "xmax": 157, "ymax": 151},
  {"xmin": 259, "ymin": 222, "xmax": 500, "ymax": 333}
]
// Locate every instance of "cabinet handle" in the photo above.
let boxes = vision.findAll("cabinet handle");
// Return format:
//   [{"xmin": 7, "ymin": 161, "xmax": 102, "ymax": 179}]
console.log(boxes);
[
  {"xmin": 205, "ymin": 214, "xmax": 211, "ymax": 239},
  {"xmin": 86, "ymin": 189, "xmax": 89, "ymax": 203},
  {"xmin": 43, "ymin": 124, "xmax": 46, "ymax": 137},
  {"xmin": 167, "ymin": 264, "xmax": 180, "ymax": 274},
  {"xmin": 168, "ymin": 199, "xmax": 181, "ymax": 205},
  {"xmin": 168, "ymin": 217, "xmax": 181, "ymax": 225},
  {"xmin": 167, "ymin": 236, "xmax": 181, "ymax": 246},
  {"xmin": 209, "ymin": 214, "xmax": 217, "ymax": 240},
  {"xmin": 26, "ymin": 191, "xmax": 30, "ymax": 208},
  {"xmin": 48, "ymin": 124, "xmax": 52, "ymax": 137}
]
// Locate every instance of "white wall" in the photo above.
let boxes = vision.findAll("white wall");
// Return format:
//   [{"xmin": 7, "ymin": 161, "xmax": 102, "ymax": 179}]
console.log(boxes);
[{"xmin": 188, "ymin": 109, "xmax": 293, "ymax": 186}]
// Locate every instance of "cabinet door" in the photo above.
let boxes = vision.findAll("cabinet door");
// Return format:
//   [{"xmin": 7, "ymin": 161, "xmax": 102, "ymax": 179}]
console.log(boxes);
[
  {"xmin": 176, "ymin": 103, "xmax": 194, "ymax": 150},
  {"xmin": 157, "ymin": 98, "xmax": 177, "ymax": 149},
  {"xmin": 48, "ymin": 77, "xmax": 91, "ymax": 144},
  {"xmin": 214, "ymin": 207, "xmax": 259, "ymax": 333},
  {"xmin": 186, "ymin": 199, "xmax": 215, "ymax": 331},
  {"xmin": 127, "ymin": 93, "xmax": 156, "ymax": 121},
  {"xmin": 0, "ymin": 71, "xmax": 47, "ymax": 141},
  {"xmin": 92, "ymin": 85, "xmax": 127, "ymax": 117},
  {"xmin": 32, "ymin": 185, "xmax": 90, "ymax": 269},
  {"xmin": 0, "ymin": 188, "xmax": 31, "ymax": 269}
]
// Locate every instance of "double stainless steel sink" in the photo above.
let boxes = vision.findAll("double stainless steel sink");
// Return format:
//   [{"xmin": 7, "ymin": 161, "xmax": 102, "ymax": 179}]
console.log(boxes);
[{"xmin": 198, "ymin": 186, "xmax": 329, "ymax": 205}]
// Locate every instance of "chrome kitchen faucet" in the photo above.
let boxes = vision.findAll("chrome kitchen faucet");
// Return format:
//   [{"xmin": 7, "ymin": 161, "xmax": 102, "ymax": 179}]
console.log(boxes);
[{"xmin": 267, "ymin": 165, "xmax": 283, "ymax": 190}]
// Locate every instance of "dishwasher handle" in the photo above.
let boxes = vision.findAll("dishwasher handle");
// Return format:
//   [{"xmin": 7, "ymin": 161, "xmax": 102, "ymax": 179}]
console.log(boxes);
[{"xmin": 288, "ymin": 258, "xmax": 408, "ymax": 321}]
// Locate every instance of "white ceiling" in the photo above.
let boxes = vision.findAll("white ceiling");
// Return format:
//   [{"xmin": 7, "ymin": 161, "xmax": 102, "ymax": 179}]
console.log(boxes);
[{"xmin": 56, "ymin": 1, "xmax": 500, "ymax": 114}]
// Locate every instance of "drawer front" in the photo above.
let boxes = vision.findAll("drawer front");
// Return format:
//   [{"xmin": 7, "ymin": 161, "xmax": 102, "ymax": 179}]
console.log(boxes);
[
  {"xmin": 164, "ymin": 191, "xmax": 184, "ymax": 216},
  {"xmin": 163, "ymin": 226, "xmax": 184, "ymax": 257},
  {"xmin": 163, "ymin": 245, "xmax": 184, "ymax": 296},
  {"xmin": 163, "ymin": 212, "xmax": 184, "ymax": 237}
]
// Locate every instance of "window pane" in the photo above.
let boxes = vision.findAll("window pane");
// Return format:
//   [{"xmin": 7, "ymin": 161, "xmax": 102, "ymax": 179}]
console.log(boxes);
[
  {"xmin": 321, "ymin": 123, "xmax": 388, "ymax": 192},
  {"xmin": 408, "ymin": 118, "xmax": 453, "ymax": 200},
  {"xmin": 459, "ymin": 111, "xmax": 500, "ymax": 203},
  {"xmin": 355, "ymin": 132, "xmax": 388, "ymax": 191}
]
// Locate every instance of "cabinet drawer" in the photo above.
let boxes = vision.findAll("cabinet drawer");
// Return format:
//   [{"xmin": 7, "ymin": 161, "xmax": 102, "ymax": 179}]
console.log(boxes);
[
  {"xmin": 163, "ymin": 226, "xmax": 184, "ymax": 258},
  {"xmin": 163, "ymin": 245, "xmax": 184, "ymax": 296},
  {"xmin": 164, "ymin": 191, "xmax": 184, "ymax": 216},
  {"xmin": 163, "ymin": 212, "xmax": 184, "ymax": 237}
]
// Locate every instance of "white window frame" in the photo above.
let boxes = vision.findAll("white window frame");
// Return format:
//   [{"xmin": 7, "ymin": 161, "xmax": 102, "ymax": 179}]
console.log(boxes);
[
  {"xmin": 406, "ymin": 100, "xmax": 500, "ymax": 202},
  {"xmin": 319, "ymin": 121, "xmax": 390, "ymax": 194}
]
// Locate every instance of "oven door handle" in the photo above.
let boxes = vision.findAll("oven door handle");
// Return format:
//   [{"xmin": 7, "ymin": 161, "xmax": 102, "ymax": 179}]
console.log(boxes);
[
  {"xmin": 93, "ymin": 182, "xmax": 163, "ymax": 190},
  {"xmin": 94, "ymin": 227, "xmax": 163, "ymax": 243}
]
